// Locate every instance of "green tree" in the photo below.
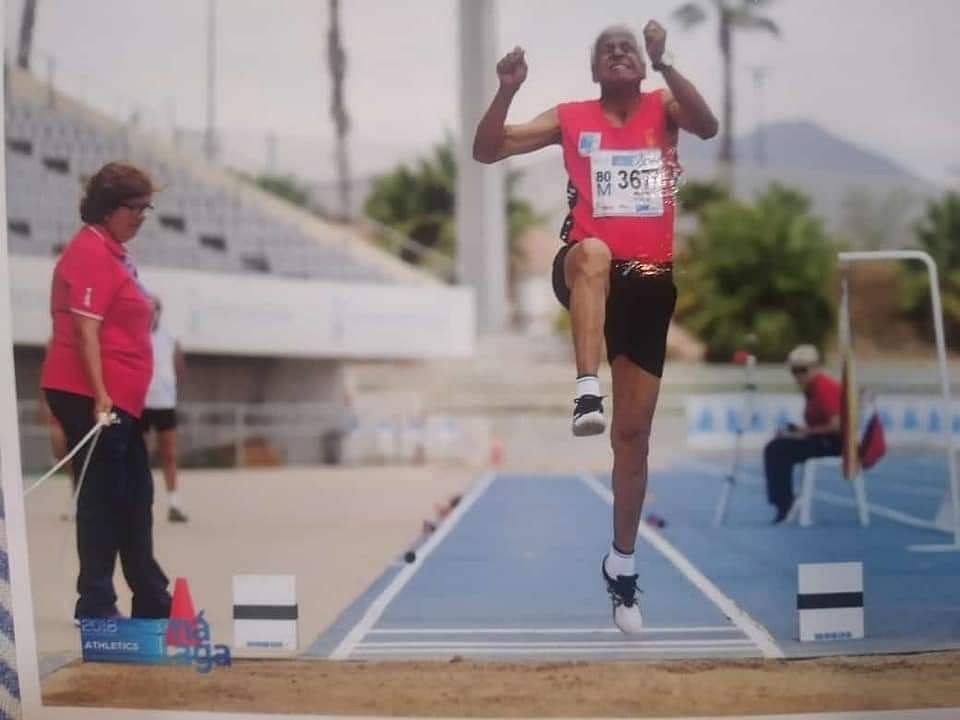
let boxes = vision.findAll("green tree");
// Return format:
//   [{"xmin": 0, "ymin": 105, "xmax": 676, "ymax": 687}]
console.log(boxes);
[
  {"xmin": 364, "ymin": 140, "xmax": 543, "ymax": 280},
  {"xmin": 677, "ymin": 178, "xmax": 731, "ymax": 217},
  {"xmin": 677, "ymin": 183, "xmax": 835, "ymax": 361},
  {"xmin": 673, "ymin": 0, "xmax": 780, "ymax": 167},
  {"xmin": 900, "ymin": 191, "xmax": 960, "ymax": 350}
]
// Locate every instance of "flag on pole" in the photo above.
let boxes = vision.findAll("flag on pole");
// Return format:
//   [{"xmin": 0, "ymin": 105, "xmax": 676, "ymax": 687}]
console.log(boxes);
[
  {"xmin": 841, "ymin": 348, "xmax": 860, "ymax": 481},
  {"xmin": 858, "ymin": 393, "xmax": 886, "ymax": 471}
]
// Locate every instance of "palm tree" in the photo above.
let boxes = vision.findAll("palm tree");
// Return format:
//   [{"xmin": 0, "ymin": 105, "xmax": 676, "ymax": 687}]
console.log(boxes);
[
  {"xmin": 364, "ymin": 140, "xmax": 542, "ymax": 285},
  {"xmin": 673, "ymin": 0, "xmax": 780, "ymax": 168},
  {"xmin": 17, "ymin": 0, "xmax": 39, "ymax": 70},
  {"xmin": 327, "ymin": 0, "xmax": 351, "ymax": 220}
]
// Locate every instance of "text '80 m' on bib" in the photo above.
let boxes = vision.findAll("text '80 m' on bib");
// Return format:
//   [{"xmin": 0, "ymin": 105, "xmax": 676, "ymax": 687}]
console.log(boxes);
[{"xmin": 590, "ymin": 149, "xmax": 664, "ymax": 218}]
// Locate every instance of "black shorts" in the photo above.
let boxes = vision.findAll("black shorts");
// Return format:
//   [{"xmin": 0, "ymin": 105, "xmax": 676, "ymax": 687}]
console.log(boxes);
[
  {"xmin": 140, "ymin": 408, "xmax": 178, "ymax": 433},
  {"xmin": 552, "ymin": 244, "xmax": 677, "ymax": 378}
]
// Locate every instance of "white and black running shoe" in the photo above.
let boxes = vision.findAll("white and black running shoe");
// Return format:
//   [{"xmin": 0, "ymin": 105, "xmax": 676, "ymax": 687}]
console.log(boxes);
[
  {"xmin": 602, "ymin": 554, "xmax": 644, "ymax": 634},
  {"xmin": 572, "ymin": 394, "xmax": 605, "ymax": 436}
]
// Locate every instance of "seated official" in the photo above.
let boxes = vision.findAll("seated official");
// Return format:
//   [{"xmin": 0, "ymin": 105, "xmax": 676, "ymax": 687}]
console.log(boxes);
[{"xmin": 764, "ymin": 345, "xmax": 841, "ymax": 524}]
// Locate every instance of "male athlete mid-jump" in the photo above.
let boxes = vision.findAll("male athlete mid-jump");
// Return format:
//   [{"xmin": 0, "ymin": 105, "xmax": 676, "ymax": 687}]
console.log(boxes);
[{"xmin": 473, "ymin": 21, "xmax": 717, "ymax": 633}]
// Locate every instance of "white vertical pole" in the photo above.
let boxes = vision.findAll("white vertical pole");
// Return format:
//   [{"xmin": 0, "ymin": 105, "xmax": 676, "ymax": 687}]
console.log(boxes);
[
  {"xmin": 912, "ymin": 254, "xmax": 960, "ymax": 550},
  {"xmin": 457, "ymin": 0, "xmax": 507, "ymax": 333},
  {"xmin": 0, "ymin": 6, "xmax": 43, "ymax": 710},
  {"xmin": 840, "ymin": 272, "xmax": 870, "ymax": 525}
]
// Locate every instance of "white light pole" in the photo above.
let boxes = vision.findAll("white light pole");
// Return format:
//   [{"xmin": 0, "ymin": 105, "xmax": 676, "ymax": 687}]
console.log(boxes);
[
  {"xmin": 204, "ymin": 0, "xmax": 219, "ymax": 162},
  {"xmin": 457, "ymin": 0, "xmax": 507, "ymax": 333}
]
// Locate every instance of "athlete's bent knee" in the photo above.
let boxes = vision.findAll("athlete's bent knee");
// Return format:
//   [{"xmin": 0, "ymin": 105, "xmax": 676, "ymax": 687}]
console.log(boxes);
[{"xmin": 570, "ymin": 238, "xmax": 612, "ymax": 279}]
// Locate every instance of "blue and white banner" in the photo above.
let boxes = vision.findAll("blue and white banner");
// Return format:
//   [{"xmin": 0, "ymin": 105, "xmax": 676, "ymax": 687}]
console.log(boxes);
[
  {"xmin": 686, "ymin": 393, "xmax": 960, "ymax": 450},
  {"xmin": 80, "ymin": 618, "xmax": 169, "ymax": 665},
  {"xmin": 80, "ymin": 613, "xmax": 232, "ymax": 673}
]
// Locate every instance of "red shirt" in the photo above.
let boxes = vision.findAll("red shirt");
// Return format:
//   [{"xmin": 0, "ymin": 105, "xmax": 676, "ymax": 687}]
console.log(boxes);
[
  {"xmin": 557, "ymin": 92, "xmax": 679, "ymax": 263},
  {"xmin": 804, "ymin": 372, "xmax": 842, "ymax": 430},
  {"xmin": 41, "ymin": 225, "xmax": 154, "ymax": 417}
]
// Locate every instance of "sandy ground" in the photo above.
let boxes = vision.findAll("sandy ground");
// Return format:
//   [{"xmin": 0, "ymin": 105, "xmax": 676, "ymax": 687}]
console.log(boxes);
[
  {"xmin": 41, "ymin": 652, "xmax": 960, "ymax": 716},
  {"xmin": 26, "ymin": 463, "xmax": 475, "ymax": 658}
]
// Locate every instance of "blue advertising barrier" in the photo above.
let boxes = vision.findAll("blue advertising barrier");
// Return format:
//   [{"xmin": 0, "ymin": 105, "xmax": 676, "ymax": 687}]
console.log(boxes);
[{"xmin": 686, "ymin": 394, "xmax": 960, "ymax": 450}]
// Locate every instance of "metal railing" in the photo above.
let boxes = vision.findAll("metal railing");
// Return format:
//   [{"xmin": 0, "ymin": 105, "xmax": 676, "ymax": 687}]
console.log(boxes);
[
  {"xmin": 838, "ymin": 250, "xmax": 960, "ymax": 552},
  {"xmin": 358, "ymin": 217, "xmax": 457, "ymax": 283},
  {"xmin": 18, "ymin": 399, "xmax": 348, "ymax": 470}
]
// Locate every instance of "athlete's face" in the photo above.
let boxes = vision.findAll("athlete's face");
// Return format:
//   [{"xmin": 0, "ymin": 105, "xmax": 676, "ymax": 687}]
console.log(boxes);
[{"xmin": 592, "ymin": 31, "xmax": 645, "ymax": 86}]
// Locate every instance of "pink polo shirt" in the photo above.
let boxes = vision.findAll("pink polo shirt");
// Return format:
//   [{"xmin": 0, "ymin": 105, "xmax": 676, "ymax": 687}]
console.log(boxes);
[{"xmin": 41, "ymin": 225, "xmax": 154, "ymax": 417}]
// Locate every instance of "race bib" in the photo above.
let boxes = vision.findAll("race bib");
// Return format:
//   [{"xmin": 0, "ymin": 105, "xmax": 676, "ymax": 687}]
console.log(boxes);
[{"xmin": 590, "ymin": 149, "xmax": 664, "ymax": 218}]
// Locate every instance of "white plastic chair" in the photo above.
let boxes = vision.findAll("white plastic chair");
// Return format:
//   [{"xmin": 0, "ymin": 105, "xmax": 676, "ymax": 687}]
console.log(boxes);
[{"xmin": 786, "ymin": 456, "xmax": 870, "ymax": 527}]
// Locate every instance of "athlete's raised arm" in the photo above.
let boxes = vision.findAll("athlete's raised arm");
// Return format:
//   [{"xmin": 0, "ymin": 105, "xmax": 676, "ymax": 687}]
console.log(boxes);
[
  {"xmin": 643, "ymin": 20, "xmax": 718, "ymax": 139},
  {"xmin": 473, "ymin": 46, "xmax": 561, "ymax": 164}
]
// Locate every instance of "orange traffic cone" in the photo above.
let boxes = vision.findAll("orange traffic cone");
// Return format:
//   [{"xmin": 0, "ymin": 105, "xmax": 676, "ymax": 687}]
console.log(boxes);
[{"xmin": 166, "ymin": 577, "xmax": 199, "ymax": 647}]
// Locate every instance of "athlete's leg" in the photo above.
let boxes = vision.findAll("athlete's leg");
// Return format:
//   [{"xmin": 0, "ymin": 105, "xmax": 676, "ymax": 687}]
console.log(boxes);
[
  {"xmin": 609, "ymin": 355, "xmax": 661, "ymax": 552},
  {"xmin": 563, "ymin": 238, "xmax": 611, "ymax": 377},
  {"xmin": 563, "ymin": 238, "xmax": 612, "ymax": 436},
  {"xmin": 601, "ymin": 355, "xmax": 662, "ymax": 634}
]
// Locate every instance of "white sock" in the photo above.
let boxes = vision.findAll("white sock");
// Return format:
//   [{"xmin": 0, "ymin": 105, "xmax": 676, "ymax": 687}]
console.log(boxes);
[
  {"xmin": 576, "ymin": 375, "xmax": 601, "ymax": 398},
  {"xmin": 605, "ymin": 544, "xmax": 635, "ymax": 577},
  {"xmin": 168, "ymin": 492, "xmax": 180, "ymax": 509}
]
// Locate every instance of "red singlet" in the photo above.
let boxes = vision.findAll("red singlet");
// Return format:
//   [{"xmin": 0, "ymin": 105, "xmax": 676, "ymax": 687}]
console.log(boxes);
[{"xmin": 558, "ymin": 91, "xmax": 679, "ymax": 263}]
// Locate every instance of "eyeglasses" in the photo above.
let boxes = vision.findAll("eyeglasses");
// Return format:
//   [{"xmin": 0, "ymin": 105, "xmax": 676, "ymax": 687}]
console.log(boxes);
[
  {"xmin": 121, "ymin": 202, "xmax": 154, "ymax": 215},
  {"xmin": 790, "ymin": 366, "xmax": 810, "ymax": 376}
]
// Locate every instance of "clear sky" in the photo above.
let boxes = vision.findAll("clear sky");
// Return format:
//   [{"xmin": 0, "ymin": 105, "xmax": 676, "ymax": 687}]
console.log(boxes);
[{"xmin": 4, "ymin": 0, "xmax": 959, "ymax": 185}]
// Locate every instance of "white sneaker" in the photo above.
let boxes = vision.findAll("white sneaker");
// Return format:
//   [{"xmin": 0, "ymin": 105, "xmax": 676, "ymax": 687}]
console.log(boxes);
[
  {"xmin": 573, "ymin": 395, "xmax": 605, "ymax": 437},
  {"xmin": 602, "ymin": 555, "xmax": 643, "ymax": 634}
]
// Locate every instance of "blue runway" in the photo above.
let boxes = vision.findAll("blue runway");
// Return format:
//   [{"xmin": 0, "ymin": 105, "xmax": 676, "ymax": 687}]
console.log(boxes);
[{"xmin": 309, "ymin": 451, "xmax": 960, "ymax": 662}]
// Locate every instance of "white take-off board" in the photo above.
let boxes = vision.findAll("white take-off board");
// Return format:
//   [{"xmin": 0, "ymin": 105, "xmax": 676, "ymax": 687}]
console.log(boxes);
[
  {"xmin": 233, "ymin": 574, "xmax": 298, "ymax": 651},
  {"xmin": 798, "ymin": 562, "xmax": 864, "ymax": 642}
]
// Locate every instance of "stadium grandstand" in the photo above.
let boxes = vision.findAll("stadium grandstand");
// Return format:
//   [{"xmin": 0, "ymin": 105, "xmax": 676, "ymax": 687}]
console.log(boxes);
[{"xmin": 5, "ymin": 66, "xmax": 474, "ymax": 472}]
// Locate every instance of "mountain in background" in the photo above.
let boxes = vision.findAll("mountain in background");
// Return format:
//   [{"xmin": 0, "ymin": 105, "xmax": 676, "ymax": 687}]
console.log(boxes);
[{"xmin": 680, "ymin": 120, "xmax": 916, "ymax": 178}]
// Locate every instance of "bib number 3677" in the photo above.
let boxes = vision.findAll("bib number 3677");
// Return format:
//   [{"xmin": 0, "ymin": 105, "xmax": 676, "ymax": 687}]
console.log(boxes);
[{"xmin": 590, "ymin": 149, "xmax": 664, "ymax": 218}]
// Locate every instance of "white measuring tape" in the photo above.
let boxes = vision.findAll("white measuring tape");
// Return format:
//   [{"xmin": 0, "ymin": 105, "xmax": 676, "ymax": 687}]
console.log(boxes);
[{"xmin": 25, "ymin": 411, "xmax": 119, "ymax": 500}]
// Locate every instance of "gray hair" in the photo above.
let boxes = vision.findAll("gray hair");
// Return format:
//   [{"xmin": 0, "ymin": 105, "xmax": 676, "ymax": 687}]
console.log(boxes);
[{"xmin": 590, "ymin": 24, "xmax": 642, "ymax": 69}]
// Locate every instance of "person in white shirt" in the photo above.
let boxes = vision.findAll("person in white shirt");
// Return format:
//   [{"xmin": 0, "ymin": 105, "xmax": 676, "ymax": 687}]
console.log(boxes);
[{"xmin": 141, "ymin": 297, "xmax": 188, "ymax": 522}]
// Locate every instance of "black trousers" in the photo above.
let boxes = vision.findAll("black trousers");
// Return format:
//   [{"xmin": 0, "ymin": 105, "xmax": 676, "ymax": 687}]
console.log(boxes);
[
  {"xmin": 45, "ymin": 390, "xmax": 172, "ymax": 619},
  {"xmin": 763, "ymin": 433, "xmax": 842, "ymax": 512}
]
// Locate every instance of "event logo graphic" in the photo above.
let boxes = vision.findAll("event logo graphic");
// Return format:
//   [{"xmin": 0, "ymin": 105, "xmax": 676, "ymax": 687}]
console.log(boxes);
[
  {"xmin": 167, "ymin": 610, "xmax": 232, "ymax": 674},
  {"xmin": 80, "ymin": 610, "xmax": 232, "ymax": 674}
]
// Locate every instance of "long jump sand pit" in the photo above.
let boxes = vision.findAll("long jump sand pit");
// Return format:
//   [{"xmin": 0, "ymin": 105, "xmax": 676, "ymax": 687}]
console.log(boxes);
[{"xmin": 42, "ymin": 651, "xmax": 960, "ymax": 716}]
